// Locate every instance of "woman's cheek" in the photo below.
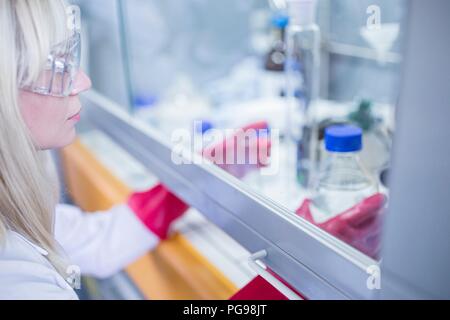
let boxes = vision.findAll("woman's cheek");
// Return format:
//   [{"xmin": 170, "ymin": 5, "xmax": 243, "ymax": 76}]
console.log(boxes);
[
  {"xmin": 38, "ymin": 109, "xmax": 77, "ymax": 149},
  {"xmin": 30, "ymin": 113, "xmax": 61, "ymax": 149},
  {"xmin": 19, "ymin": 92, "xmax": 75, "ymax": 149}
]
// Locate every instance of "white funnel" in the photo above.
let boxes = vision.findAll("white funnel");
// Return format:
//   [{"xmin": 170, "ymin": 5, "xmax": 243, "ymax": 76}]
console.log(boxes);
[{"xmin": 360, "ymin": 23, "xmax": 400, "ymax": 62}]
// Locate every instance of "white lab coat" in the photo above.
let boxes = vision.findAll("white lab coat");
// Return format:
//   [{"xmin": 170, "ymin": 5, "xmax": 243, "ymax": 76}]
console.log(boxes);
[{"xmin": 0, "ymin": 203, "xmax": 159, "ymax": 300}]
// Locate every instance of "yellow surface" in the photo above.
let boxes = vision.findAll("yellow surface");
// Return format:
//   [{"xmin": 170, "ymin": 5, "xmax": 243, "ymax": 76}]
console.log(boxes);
[{"xmin": 59, "ymin": 139, "xmax": 238, "ymax": 300}]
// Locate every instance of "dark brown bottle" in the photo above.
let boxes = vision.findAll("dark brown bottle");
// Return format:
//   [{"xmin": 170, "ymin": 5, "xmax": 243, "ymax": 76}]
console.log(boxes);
[{"xmin": 264, "ymin": 14, "xmax": 289, "ymax": 72}]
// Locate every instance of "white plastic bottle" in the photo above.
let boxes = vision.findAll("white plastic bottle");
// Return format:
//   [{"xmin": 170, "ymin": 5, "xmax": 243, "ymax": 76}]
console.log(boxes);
[{"xmin": 310, "ymin": 125, "xmax": 378, "ymax": 223}]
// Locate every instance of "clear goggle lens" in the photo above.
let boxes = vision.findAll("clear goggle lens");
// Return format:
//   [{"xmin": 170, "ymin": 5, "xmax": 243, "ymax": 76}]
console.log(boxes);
[{"xmin": 22, "ymin": 32, "xmax": 81, "ymax": 97}]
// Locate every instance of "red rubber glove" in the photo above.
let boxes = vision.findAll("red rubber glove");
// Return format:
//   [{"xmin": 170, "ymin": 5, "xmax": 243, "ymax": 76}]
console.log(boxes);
[
  {"xmin": 296, "ymin": 193, "xmax": 386, "ymax": 259},
  {"xmin": 202, "ymin": 121, "xmax": 272, "ymax": 178},
  {"xmin": 127, "ymin": 184, "xmax": 189, "ymax": 240},
  {"xmin": 128, "ymin": 121, "xmax": 272, "ymax": 239}
]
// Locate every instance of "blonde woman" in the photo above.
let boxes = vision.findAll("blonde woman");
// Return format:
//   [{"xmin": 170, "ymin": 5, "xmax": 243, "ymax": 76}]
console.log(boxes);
[
  {"xmin": 0, "ymin": 0, "xmax": 271, "ymax": 299},
  {"xmin": 0, "ymin": 0, "xmax": 192, "ymax": 299}
]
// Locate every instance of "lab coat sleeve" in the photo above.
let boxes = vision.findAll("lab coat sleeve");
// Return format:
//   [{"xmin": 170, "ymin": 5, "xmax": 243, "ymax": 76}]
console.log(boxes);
[{"xmin": 54, "ymin": 203, "xmax": 160, "ymax": 279}]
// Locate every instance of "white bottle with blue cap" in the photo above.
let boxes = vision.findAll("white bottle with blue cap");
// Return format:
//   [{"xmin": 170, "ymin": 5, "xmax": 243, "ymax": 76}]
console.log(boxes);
[{"xmin": 310, "ymin": 125, "xmax": 378, "ymax": 223}]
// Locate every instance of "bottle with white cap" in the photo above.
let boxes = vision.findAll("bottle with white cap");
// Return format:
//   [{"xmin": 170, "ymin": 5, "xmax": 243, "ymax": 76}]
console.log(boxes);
[{"xmin": 284, "ymin": 0, "xmax": 321, "ymax": 189}]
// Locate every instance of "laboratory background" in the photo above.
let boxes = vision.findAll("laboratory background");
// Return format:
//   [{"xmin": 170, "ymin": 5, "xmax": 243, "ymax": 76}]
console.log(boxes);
[{"xmin": 52, "ymin": 0, "xmax": 449, "ymax": 300}]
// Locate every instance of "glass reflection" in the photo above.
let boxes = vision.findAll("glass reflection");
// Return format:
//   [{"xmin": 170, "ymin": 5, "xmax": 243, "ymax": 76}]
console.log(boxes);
[{"xmin": 74, "ymin": 0, "xmax": 407, "ymax": 260}]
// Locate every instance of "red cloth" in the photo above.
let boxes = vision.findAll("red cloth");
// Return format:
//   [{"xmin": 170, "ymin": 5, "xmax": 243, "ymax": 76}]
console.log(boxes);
[
  {"xmin": 230, "ymin": 269, "xmax": 304, "ymax": 300},
  {"xmin": 202, "ymin": 121, "xmax": 271, "ymax": 178},
  {"xmin": 230, "ymin": 276, "xmax": 289, "ymax": 300},
  {"xmin": 296, "ymin": 193, "xmax": 386, "ymax": 259}
]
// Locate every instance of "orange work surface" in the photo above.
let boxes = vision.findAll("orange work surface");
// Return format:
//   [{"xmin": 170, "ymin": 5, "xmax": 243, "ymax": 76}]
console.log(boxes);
[{"xmin": 59, "ymin": 139, "xmax": 238, "ymax": 299}]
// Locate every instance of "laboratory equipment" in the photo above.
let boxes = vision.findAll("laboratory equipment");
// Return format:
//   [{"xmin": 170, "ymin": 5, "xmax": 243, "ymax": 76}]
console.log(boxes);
[
  {"xmin": 309, "ymin": 125, "xmax": 378, "ymax": 221},
  {"xmin": 75, "ymin": 0, "xmax": 450, "ymax": 299},
  {"xmin": 284, "ymin": 0, "xmax": 321, "ymax": 188},
  {"xmin": 296, "ymin": 125, "xmax": 385, "ymax": 258},
  {"xmin": 360, "ymin": 23, "xmax": 400, "ymax": 64},
  {"xmin": 264, "ymin": 13, "xmax": 289, "ymax": 72},
  {"xmin": 348, "ymin": 99, "xmax": 392, "ymax": 176}
]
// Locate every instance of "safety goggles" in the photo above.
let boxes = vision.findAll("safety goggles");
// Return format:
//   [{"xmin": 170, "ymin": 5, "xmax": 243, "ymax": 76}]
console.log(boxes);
[{"xmin": 21, "ymin": 32, "xmax": 81, "ymax": 97}]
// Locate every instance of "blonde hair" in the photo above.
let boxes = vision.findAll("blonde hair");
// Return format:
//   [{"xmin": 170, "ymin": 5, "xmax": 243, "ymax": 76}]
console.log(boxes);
[{"xmin": 0, "ymin": 0, "xmax": 70, "ymax": 275}]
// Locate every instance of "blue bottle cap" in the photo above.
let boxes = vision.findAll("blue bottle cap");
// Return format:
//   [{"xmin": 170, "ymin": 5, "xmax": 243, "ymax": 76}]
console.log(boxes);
[
  {"xmin": 134, "ymin": 94, "xmax": 158, "ymax": 109},
  {"xmin": 325, "ymin": 125, "xmax": 362, "ymax": 152},
  {"xmin": 256, "ymin": 124, "xmax": 271, "ymax": 137},
  {"xmin": 195, "ymin": 120, "xmax": 214, "ymax": 135},
  {"xmin": 271, "ymin": 14, "xmax": 289, "ymax": 29}
]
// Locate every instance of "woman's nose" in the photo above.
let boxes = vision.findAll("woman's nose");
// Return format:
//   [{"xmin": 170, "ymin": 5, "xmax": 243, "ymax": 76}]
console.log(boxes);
[{"xmin": 70, "ymin": 69, "xmax": 92, "ymax": 95}]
